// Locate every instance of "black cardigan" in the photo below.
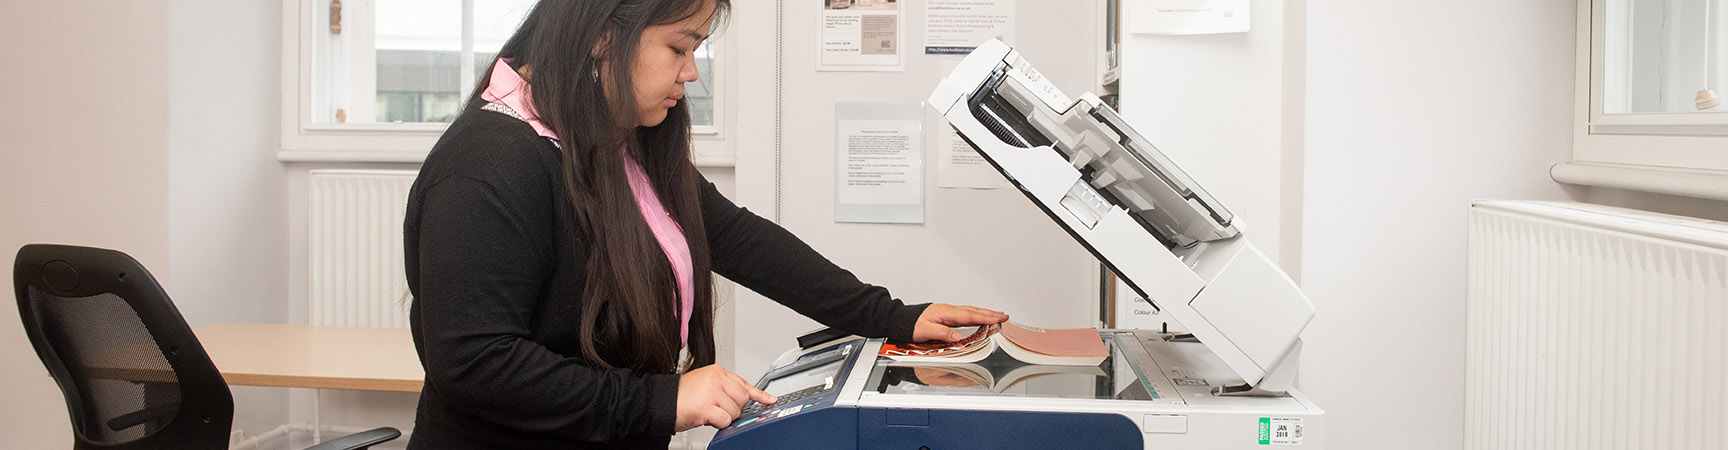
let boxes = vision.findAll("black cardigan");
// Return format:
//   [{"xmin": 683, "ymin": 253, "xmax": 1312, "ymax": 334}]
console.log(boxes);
[{"xmin": 402, "ymin": 106, "xmax": 930, "ymax": 449}]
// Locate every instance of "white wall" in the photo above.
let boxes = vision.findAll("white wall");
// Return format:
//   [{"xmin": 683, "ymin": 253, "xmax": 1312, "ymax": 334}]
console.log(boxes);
[
  {"xmin": 0, "ymin": 1, "xmax": 173, "ymax": 448},
  {"xmin": 169, "ymin": 0, "xmax": 290, "ymax": 333},
  {"xmin": 1578, "ymin": 186, "xmax": 1728, "ymax": 222},
  {"xmin": 1302, "ymin": 1, "xmax": 1576, "ymax": 449}
]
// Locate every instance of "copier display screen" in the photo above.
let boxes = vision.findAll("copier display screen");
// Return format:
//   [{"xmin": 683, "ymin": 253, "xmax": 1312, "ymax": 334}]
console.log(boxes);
[{"xmin": 762, "ymin": 360, "xmax": 844, "ymax": 397}]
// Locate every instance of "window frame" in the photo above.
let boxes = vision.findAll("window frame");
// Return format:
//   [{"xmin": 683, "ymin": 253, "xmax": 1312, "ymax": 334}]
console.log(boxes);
[
  {"xmin": 1571, "ymin": 0, "xmax": 1728, "ymax": 174},
  {"xmin": 279, "ymin": 0, "xmax": 735, "ymax": 166}
]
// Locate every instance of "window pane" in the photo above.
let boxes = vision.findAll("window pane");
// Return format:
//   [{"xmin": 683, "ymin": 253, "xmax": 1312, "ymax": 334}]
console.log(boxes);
[
  {"xmin": 472, "ymin": 0, "xmax": 535, "ymax": 93},
  {"xmin": 374, "ymin": 0, "xmax": 461, "ymax": 123},
  {"xmin": 690, "ymin": 41, "xmax": 717, "ymax": 128},
  {"xmin": 1604, "ymin": 0, "xmax": 1728, "ymax": 114},
  {"xmin": 374, "ymin": 49, "xmax": 461, "ymax": 123},
  {"xmin": 475, "ymin": 0, "xmax": 536, "ymax": 54}
]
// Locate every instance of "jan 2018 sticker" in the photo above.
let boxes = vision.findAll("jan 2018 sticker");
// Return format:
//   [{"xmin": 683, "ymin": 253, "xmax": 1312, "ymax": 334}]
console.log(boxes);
[{"xmin": 1258, "ymin": 417, "xmax": 1303, "ymax": 445}]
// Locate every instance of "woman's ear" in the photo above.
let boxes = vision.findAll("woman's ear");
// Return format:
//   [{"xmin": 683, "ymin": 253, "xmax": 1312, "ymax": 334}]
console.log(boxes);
[{"xmin": 590, "ymin": 30, "xmax": 611, "ymax": 61}]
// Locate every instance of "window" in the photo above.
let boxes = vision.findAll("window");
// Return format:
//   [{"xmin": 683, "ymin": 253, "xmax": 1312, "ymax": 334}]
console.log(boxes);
[
  {"xmin": 1600, "ymin": 0, "xmax": 1728, "ymax": 115},
  {"xmin": 282, "ymin": 0, "xmax": 730, "ymax": 164},
  {"xmin": 1572, "ymin": 0, "xmax": 1728, "ymax": 179}
]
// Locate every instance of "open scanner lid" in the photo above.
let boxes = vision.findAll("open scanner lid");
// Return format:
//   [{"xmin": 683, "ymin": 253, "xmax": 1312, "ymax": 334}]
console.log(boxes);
[
  {"xmin": 929, "ymin": 40, "xmax": 1239, "ymax": 250},
  {"xmin": 928, "ymin": 40, "xmax": 1313, "ymax": 395}
]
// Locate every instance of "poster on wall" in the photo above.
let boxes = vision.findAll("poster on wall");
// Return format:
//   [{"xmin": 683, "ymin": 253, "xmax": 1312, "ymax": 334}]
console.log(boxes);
[
  {"xmin": 819, "ymin": 0, "xmax": 905, "ymax": 71},
  {"xmin": 835, "ymin": 102, "xmax": 924, "ymax": 223},
  {"xmin": 923, "ymin": 0, "xmax": 1015, "ymax": 55},
  {"xmin": 1128, "ymin": 0, "xmax": 1249, "ymax": 35}
]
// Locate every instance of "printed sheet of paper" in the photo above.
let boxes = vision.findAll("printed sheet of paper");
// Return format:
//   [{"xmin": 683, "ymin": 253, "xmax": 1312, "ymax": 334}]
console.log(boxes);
[
  {"xmin": 1128, "ymin": 0, "xmax": 1250, "ymax": 35},
  {"xmin": 934, "ymin": 59, "xmax": 1007, "ymax": 189},
  {"xmin": 937, "ymin": 125, "xmax": 1008, "ymax": 189},
  {"xmin": 835, "ymin": 102, "xmax": 924, "ymax": 223},
  {"xmin": 923, "ymin": 0, "xmax": 1015, "ymax": 55},
  {"xmin": 819, "ymin": 0, "xmax": 904, "ymax": 71},
  {"xmin": 1109, "ymin": 270, "xmax": 1186, "ymax": 332},
  {"xmin": 933, "ymin": 58, "xmax": 1009, "ymax": 188}
]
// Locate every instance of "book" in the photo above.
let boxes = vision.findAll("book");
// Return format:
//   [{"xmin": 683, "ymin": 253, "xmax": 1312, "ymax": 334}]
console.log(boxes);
[
  {"xmin": 878, "ymin": 322, "xmax": 1109, "ymax": 366},
  {"xmin": 881, "ymin": 355, "xmax": 1109, "ymax": 393}
]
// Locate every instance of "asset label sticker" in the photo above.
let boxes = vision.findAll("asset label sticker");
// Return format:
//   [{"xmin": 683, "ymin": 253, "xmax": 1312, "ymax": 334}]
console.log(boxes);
[{"xmin": 1258, "ymin": 417, "xmax": 1303, "ymax": 445}]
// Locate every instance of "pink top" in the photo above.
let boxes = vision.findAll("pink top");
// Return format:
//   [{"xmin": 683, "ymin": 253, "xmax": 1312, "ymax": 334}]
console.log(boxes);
[
  {"xmin": 620, "ymin": 157, "xmax": 697, "ymax": 345},
  {"xmin": 481, "ymin": 59, "xmax": 698, "ymax": 346}
]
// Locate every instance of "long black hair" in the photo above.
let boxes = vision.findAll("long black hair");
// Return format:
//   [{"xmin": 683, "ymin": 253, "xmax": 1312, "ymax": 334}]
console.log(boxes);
[{"xmin": 467, "ymin": 0, "xmax": 729, "ymax": 375}]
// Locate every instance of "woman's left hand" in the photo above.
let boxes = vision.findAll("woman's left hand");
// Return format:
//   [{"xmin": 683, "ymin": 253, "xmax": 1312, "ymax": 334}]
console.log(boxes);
[{"xmin": 912, "ymin": 303, "xmax": 1009, "ymax": 342}]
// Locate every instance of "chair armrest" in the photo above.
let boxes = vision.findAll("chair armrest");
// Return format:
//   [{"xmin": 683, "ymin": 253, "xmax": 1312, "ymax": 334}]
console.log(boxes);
[{"xmin": 300, "ymin": 427, "xmax": 402, "ymax": 450}]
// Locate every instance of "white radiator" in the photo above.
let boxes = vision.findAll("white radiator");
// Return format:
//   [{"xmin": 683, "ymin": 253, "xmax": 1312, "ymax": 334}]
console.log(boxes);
[
  {"xmin": 1467, "ymin": 201, "xmax": 1728, "ymax": 450},
  {"xmin": 308, "ymin": 169, "xmax": 418, "ymax": 328}
]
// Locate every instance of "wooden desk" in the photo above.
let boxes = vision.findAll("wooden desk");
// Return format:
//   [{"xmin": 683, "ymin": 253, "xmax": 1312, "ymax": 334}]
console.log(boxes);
[{"xmin": 194, "ymin": 323, "xmax": 424, "ymax": 393}]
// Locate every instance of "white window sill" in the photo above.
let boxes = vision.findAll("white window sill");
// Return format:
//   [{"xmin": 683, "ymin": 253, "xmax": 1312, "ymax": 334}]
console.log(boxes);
[
  {"xmin": 279, "ymin": 149, "xmax": 428, "ymax": 164},
  {"xmin": 278, "ymin": 149, "xmax": 736, "ymax": 168},
  {"xmin": 1551, "ymin": 162, "xmax": 1728, "ymax": 202}
]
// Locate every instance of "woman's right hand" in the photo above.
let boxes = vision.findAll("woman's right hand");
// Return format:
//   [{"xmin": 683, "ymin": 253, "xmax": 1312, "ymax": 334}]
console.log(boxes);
[{"xmin": 675, "ymin": 364, "xmax": 777, "ymax": 431}]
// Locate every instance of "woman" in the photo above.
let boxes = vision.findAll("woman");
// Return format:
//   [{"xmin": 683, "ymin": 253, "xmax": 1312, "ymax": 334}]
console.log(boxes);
[{"xmin": 402, "ymin": 0, "xmax": 1008, "ymax": 448}]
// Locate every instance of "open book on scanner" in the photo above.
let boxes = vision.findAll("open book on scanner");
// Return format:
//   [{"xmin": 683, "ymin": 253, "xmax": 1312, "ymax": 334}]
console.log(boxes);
[
  {"xmin": 883, "ymin": 353, "xmax": 1109, "ymax": 394},
  {"xmin": 878, "ymin": 322, "xmax": 1108, "ymax": 366}
]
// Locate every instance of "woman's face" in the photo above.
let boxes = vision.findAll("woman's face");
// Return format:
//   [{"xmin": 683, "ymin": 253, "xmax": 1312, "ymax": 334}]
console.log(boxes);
[{"xmin": 630, "ymin": 1, "xmax": 716, "ymax": 128}]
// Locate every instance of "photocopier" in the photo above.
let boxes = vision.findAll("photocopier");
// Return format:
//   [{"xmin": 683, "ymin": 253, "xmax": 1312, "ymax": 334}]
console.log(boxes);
[{"xmin": 710, "ymin": 39, "xmax": 1323, "ymax": 450}]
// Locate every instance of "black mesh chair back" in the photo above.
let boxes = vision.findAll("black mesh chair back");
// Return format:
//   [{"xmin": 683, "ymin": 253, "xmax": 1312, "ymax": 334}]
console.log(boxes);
[{"xmin": 14, "ymin": 244, "xmax": 234, "ymax": 449}]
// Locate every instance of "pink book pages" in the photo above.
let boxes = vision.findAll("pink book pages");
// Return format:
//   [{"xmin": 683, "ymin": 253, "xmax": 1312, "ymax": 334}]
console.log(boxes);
[{"xmin": 999, "ymin": 322, "xmax": 1107, "ymax": 358}]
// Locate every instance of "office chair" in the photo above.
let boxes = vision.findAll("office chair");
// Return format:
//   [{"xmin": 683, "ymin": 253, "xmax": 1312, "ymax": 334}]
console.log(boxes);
[{"xmin": 14, "ymin": 244, "xmax": 400, "ymax": 450}]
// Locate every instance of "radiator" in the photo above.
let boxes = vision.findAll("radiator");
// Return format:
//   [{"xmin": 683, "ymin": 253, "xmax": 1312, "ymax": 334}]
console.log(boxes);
[
  {"xmin": 308, "ymin": 169, "xmax": 418, "ymax": 328},
  {"xmin": 1467, "ymin": 201, "xmax": 1728, "ymax": 450}
]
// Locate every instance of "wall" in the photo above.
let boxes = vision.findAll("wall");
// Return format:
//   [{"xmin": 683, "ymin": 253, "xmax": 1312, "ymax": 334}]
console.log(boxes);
[
  {"xmin": 168, "ymin": 0, "xmax": 290, "ymax": 334},
  {"xmin": 1302, "ymin": 1, "xmax": 1576, "ymax": 449},
  {"xmin": 728, "ymin": 1, "xmax": 1104, "ymax": 381},
  {"xmin": 0, "ymin": 1, "xmax": 174, "ymax": 448},
  {"xmin": 1579, "ymin": 186, "xmax": 1728, "ymax": 222}
]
